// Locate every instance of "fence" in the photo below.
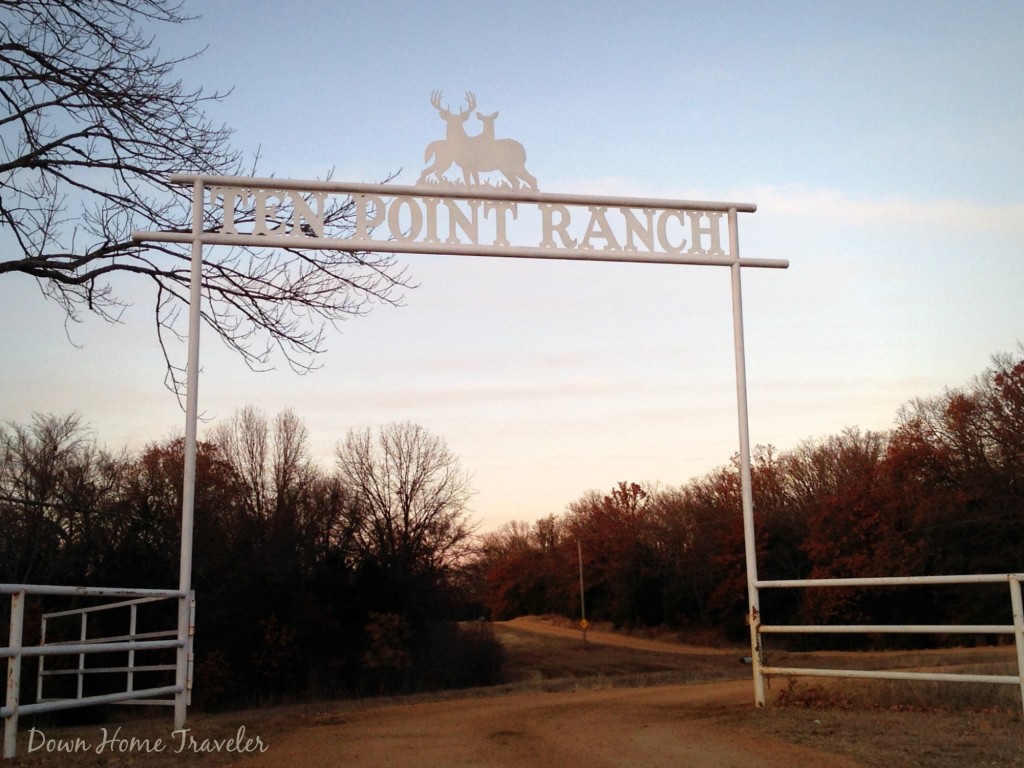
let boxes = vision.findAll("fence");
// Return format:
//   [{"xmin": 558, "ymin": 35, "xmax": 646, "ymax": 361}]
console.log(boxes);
[
  {"xmin": 752, "ymin": 573, "xmax": 1024, "ymax": 713},
  {"xmin": 2, "ymin": 584, "xmax": 193, "ymax": 759}
]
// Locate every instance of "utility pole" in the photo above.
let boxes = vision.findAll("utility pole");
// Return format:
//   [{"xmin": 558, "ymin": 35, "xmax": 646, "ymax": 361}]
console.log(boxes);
[{"xmin": 578, "ymin": 539, "xmax": 588, "ymax": 645}]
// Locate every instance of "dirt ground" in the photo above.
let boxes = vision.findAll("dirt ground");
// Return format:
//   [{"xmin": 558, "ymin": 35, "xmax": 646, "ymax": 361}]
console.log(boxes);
[
  {"xmin": 9, "ymin": 617, "xmax": 1023, "ymax": 767},
  {"xmin": 234, "ymin": 679, "xmax": 868, "ymax": 768},
  {"xmin": 230, "ymin": 619, "xmax": 1021, "ymax": 768}
]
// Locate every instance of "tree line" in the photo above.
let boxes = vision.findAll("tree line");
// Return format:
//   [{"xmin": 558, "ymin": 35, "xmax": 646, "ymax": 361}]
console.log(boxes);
[
  {"xmin": 473, "ymin": 350, "xmax": 1024, "ymax": 645},
  {"xmin": 2, "ymin": 349, "xmax": 1021, "ymax": 705},
  {"xmin": 0, "ymin": 413, "xmax": 500, "ymax": 706}
]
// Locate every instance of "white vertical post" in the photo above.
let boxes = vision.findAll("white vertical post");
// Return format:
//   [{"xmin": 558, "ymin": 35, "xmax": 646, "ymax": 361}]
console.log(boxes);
[
  {"xmin": 77, "ymin": 612, "xmax": 87, "ymax": 699},
  {"xmin": 1009, "ymin": 576, "xmax": 1024, "ymax": 715},
  {"xmin": 186, "ymin": 591, "xmax": 196, "ymax": 706},
  {"xmin": 728, "ymin": 208, "xmax": 765, "ymax": 707},
  {"xmin": 3, "ymin": 591, "xmax": 24, "ymax": 759},
  {"xmin": 175, "ymin": 179, "xmax": 204, "ymax": 730},
  {"xmin": 35, "ymin": 613, "xmax": 46, "ymax": 705},
  {"xmin": 127, "ymin": 604, "xmax": 137, "ymax": 695}
]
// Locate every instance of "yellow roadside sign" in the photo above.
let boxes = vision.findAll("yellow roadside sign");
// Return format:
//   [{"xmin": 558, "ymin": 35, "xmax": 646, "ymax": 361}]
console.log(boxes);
[{"xmin": 579, "ymin": 619, "xmax": 589, "ymax": 630}]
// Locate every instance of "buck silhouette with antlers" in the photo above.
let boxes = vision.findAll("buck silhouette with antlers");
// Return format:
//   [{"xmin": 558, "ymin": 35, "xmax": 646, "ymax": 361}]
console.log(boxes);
[{"xmin": 418, "ymin": 92, "xmax": 537, "ymax": 190}]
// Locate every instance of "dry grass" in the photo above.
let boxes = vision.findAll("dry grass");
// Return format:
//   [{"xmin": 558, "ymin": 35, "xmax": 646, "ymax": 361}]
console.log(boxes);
[
  {"xmin": 492, "ymin": 622, "xmax": 747, "ymax": 688},
  {"xmin": 734, "ymin": 649, "xmax": 1024, "ymax": 767}
]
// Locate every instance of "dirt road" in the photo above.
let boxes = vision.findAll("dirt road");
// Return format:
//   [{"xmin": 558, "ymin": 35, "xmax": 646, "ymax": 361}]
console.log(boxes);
[
  {"xmin": 498, "ymin": 616, "xmax": 738, "ymax": 656},
  {"xmin": 236, "ymin": 618, "xmax": 868, "ymax": 768},
  {"xmin": 236, "ymin": 680, "xmax": 867, "ymax": 768}
]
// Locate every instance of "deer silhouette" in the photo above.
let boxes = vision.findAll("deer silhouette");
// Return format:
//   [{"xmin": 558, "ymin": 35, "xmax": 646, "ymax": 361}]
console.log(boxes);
[
  {"xmin": 463, "ymin": 111, "xmax": 537, "ymax": 190},
  {"xmin": 418, "ymin": 94, "xmax": 537, "ymax": 190},
  {"xmin": 418, "ymin": 91, "xmax": 476, "ymax": 185}
]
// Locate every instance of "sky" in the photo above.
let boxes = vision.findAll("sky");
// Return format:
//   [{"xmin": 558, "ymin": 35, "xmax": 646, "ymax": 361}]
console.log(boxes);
[{"xmin": 2, "ymin": 1, "xmax": 1022, "ymax": 532}]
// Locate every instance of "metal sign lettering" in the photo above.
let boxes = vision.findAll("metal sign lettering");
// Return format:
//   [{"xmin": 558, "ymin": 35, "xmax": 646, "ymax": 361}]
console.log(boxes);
[{"xmin": 208, "ymin": 184, "xmax": 729, "ymax": 258}]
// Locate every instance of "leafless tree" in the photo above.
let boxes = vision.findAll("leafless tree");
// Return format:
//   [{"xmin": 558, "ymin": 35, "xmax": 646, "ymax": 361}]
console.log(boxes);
[
  {"xmin": 272, "ymin": 408, "xmax": 314, "ymax": 512},
  {"xmin": 335, "ymin": 422, "xmax": 475, "ymax": 577},
  {"xmin": 211, "ymin": 405, "xmax": 359, "ymax": 569},
  {"xmin": 211, "ymin": 405, "xmax": 271, "ymax": 522},
  {"xmin": 0, "ymin": 0, "xmax": 410, "ymax": 395},
  {"xmin": 0, "ymin": 413, "xmax": 128, "ymax": 583},
  {"xmin": 210, "ymin": 405, "xmax": 321, "ymax": 520}
]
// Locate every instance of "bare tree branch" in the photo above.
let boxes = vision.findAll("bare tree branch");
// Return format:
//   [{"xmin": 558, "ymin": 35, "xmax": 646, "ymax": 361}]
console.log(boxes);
[{"xmin": 0, "ymin": 0, "xmax": 411, "ymax": 398}]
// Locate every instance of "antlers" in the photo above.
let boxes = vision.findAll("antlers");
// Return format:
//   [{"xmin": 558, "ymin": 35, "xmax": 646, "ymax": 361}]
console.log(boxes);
[{"xmin": 430, "ymin": 90, "xmax": 476, "ymax": 116}]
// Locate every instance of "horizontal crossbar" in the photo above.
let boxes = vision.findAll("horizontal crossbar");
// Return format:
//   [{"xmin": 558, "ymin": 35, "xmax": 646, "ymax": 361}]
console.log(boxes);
[
  {"xmin": 40, "ymin": 664, "xmax": 176, "ymax": 676},
  {"xmin": 760, "ymin": 624, "xmax": 1015, "ymax": 634},
  {"xmin": 1, "ymin": 639, "xmax": 182, "ymax": 659},
  {"xmin": 761, "ymin": 666, "xmax": 1021, "ymax": 686},
  {"xmin": 2, "ymin": 685, "xmax": 182, "ymax": 718}
]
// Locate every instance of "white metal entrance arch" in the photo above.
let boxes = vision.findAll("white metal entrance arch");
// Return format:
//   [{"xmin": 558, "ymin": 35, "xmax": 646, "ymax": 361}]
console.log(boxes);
[{"xmin": 131, "ymin": 175, "xmax": 787, "ymax": 727}]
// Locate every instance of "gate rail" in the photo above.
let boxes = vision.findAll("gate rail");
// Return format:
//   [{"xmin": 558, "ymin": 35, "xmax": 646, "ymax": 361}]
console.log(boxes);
[
  {"xmin": 2, "ymin": 584, "xmax": 193, "ymax": 759},
  {"xmin": 753, "ymin": 573, "xmax": 1024, "ymax": 712}
]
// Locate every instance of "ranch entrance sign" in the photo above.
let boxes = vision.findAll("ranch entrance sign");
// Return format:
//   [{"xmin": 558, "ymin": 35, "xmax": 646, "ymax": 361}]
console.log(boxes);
[
  {"xmin": 203, "ymin": 178, "xmax": 770, "ymax": 266},
  {"xmin": 131, "ymin": 92, "xmax": 787, "ymax": 729},
  {"xmin": 0, "ymin": 93, "xmax": 794, "ymax": 759},
  {"xmin": 211, "ymin": 179, "xmax": 741, "ymax": 264},
  {"xmin": 185, "ymin": 92, "xmax": 785, "ymax": 269}
]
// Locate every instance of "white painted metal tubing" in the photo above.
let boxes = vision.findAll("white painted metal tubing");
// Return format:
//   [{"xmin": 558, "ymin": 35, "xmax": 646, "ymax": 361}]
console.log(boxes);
[
  {"xmin": 34, "ymin": 614, "xmax": 45, "ymax": 712},
  {"xmin": 728, "ymin": 208, "xmax": 764, "ymax": 708},
  {"xmin": 40, "ymin": 664, "xmax": 176, "ymax": 677},
  {"xmin": 760, "ymin": 624, "xmax": 1015, "ymax": 634},
  {"xmin": 3, "ymin": 591, "xmax": 24, "ymax": 759},
  {"xmin": 113, "ymin": 699, "xmax": 177, "ymax": 707},
  {"xmin": 127, "ymin": 603, "xmax": 137, "ymax": 695},
  {"xmin": 42, "ymin": 594, "xmax": 173, "ymax": 619},
  {"xmin": 1, "ymin": 685, "xmax": 182, "ymax": 719},
  {"xmin": 76, "ymin": 613, "xmax": 86, "ymax": 699},
  {"xmin": 130, "ymin": 229, "xmax": 790, "ymax": 269},
  {"xmin": 0, "ymin": 584, "xmax": 185, "ymax": 598},
  {"xmin": 43, "ymin": 629, "xmax": 177, "ymax": 646},
  {"xmin": 761, "ymin": 667, "xmax": 1021, "ymax": 686},
  {"xmin": 755, "ymin": 573, "xmax": 1024, "ymax": 715},
  {"xmin": 174, "ymin": 180, "xmax": 203, "ymax": 733},
  {"xmin": 1009, "ymin": 576, "xmax": 1024, "ymax": 709},
  {"xmin": 1, "ymin": 639, "xmax": 182, "ymax": 658},
  {"xmin": 756, "ymin": 574, "xmax": 1021, "ymax": 589},
  {"xmin": 166, "ymin": 173, "xmax": 759, "ymax": 213}
]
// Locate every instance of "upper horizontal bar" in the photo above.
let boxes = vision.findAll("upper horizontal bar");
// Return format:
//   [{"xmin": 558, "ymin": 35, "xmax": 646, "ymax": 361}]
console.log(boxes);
[
  {"xmin": 1, "ymin": 584, "xmax": 187, "ymax": 598},
  {"xmin": 756, "ymin": 573, "xmax": 1024, "ymax": 589},
  {"xmin": 131, "ymin": 229, "xmax": 789, "ymax": 269},
  {"xmin": 168, "ymin": 174, "xmax": 758, "ymax": 213},
  {"xmin": 759, "ymin": 623, "xmax": 1015, "ymax": 634}
]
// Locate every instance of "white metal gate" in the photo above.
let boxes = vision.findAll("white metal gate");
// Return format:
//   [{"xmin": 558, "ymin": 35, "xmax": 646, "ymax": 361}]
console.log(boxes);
[
  {"xmin": 753, "ymin": 573, "xmax": 1024, "ymax": 711},
  {"xmin": 2, "ymin": 585, "xmax": 194, "ymax": 758}
]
